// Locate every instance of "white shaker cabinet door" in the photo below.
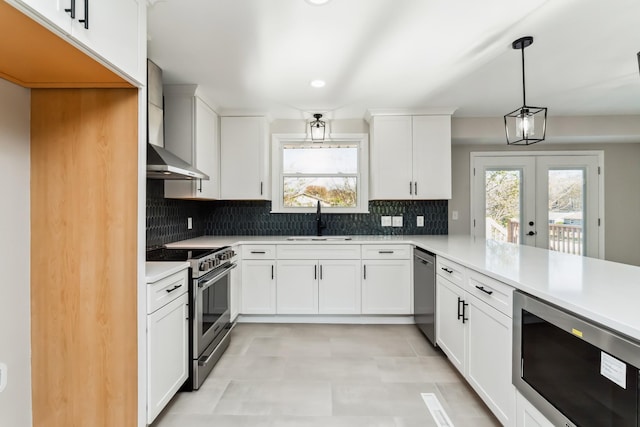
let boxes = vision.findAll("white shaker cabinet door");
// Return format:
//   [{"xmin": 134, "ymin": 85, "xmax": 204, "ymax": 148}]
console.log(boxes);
[
  {"xmin": 435, "ymin": 275, "xmax": 466, "ymax": 375},
  {"xmin": 147, "ymin": 293, "xmax": 189, "ymax": 424},
  {"xmin": 220, "ymin": 116, "xmax": 270, "ymax": 200},
  {"xmin": 70, "ymin": 0, "xmax": 144, "ymax": 84},
  {"xmin": 241, "ymin": 260, "xmax": 276, "ymax": 314},
  {"xmin": 361, "ymin": 259, "xmax": 411, "ymax": 314},
  {"xmin": 318, "ymin": 260, "xmax": 361, "ymax": 314},
  {"xmin": 412, "ymin": 115, "xmax": 452, "ymax": 199},
  {"xmin": 369, "ymin": 115, "xmax": 413, "ymax": 200},
  {"xmin": 276, "ymin": 260, "xmax": 319, "ymax": 314},
  {"xmin": 466, "ymin": 294, "xmax": 516, "ymax": 427}
]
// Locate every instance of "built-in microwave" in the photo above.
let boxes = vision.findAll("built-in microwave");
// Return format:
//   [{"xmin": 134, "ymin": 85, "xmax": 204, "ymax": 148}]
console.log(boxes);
[{"xmin": 513, "ymin": 291, "xmax": 640, "ymax": 427}]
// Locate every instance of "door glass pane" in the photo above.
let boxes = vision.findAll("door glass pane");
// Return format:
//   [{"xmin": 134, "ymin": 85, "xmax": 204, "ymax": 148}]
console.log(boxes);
[
  {"xmin": 485, "ymin": 169, "xmax": 522, "ymax": 244},
  {"xmin": 283, "ymin": 177, "xmax": 357, "ymax": 208},
  {"xmin": 548, "ymin": 169, "xmax": 585, "ymax": 255}
]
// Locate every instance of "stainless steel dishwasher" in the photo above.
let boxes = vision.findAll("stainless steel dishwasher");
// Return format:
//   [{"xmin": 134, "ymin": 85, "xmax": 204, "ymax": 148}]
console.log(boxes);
[{"xmin": 414, "ymin": 247, "xmax": 436, "ymax": 345}]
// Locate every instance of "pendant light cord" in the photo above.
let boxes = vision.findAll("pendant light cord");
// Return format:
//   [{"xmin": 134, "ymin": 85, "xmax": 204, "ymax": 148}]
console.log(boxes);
[{"xmin": 521, "ymin": 45, "xmax": 527, "ymax": 107}]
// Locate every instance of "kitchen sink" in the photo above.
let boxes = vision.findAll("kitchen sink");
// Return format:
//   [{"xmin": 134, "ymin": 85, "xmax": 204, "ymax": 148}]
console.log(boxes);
[{"xmin": 286, "ymin": 236, "xmax": 352, "ymax": 241}]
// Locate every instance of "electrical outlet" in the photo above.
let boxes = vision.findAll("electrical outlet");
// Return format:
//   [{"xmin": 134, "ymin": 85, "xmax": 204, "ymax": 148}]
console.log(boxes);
[
  {"xmin": 417, "ymin": 216, "xmax": 424, "ymax": 227},
  {"xmin": 452, "ymin": 211, "xmax": 459, "ymax": 221},
  {"xmin": 392, "ymin": 216, "xmax": 403, "ymax": 227},
  {"xmin": 381, "ymin": 216, "xmax": 392, "ymax": 227},
  {"xmin": 187, "ymin": 217, "xmax": 193, "ymax": 230},
  {"xmin": 0, "ymin": 362, "xmax": 7, "ymax": 393}
]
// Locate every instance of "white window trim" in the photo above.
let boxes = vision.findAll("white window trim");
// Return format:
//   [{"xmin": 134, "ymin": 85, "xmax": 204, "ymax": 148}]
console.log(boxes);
[{"xmin": 271, "ymin": 133, "xmax": 369, "ymax": 214}]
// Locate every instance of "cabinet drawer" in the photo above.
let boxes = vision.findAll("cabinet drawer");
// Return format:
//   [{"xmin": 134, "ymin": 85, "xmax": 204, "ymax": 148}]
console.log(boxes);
[
  {"xmin": 147, "ymin": 269, "xmax": 188, "ymax": 314},
  {"xmin": 242, "ymin": 245, "xmax": 276, "ymax": 259},
  {"xmin": 361, "ymin": 244, "xmax": 411, "ymax": 260},
  {"xmin": 467, "ymin": 271, "xmax": 514, "ymax": 317},
  {"xmin": 436, "ymin": 256, "xmax": 466, "ymax": 287},
  {"xmin": 277, "ymin": 244, "xmax": 361, "ymax": 260}
]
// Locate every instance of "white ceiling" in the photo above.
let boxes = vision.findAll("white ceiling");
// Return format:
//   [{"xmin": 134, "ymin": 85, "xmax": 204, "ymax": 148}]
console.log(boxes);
[{"xmin": 147, "ymin": 0, "xmax": 640, "ymax": 120}]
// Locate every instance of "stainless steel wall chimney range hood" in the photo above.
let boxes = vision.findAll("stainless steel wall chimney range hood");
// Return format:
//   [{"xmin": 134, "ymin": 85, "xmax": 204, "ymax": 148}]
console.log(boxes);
[{"xmin": 146, "ymin": 59, "xmax": 209, "ymax": 180}]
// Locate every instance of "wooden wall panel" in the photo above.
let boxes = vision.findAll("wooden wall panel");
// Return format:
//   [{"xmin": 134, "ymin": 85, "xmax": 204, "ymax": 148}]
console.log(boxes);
[{"xmin": 31, "ymin": 89, "xmax": 138, "ymax": 427}]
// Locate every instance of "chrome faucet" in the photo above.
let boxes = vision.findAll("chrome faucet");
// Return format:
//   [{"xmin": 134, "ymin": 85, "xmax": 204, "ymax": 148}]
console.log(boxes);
[{"xmin": 316, "ymin": 201, "xmax": 327, "ymax": 236}]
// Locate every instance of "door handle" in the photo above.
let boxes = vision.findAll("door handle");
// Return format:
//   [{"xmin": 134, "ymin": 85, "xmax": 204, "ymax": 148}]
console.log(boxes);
[
  {"xmin": 78, "ymin": 0, "xmax": 88, "ymax": 29},
  {"xmin": 64, "ymin": 0, "xmax": 75, "ymax": 18}
]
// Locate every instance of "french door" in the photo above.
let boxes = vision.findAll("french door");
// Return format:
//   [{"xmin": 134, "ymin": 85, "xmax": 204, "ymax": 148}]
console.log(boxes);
[{"xmin": 471, "ymin": 152, "xmax": 603, "ymax": 258}]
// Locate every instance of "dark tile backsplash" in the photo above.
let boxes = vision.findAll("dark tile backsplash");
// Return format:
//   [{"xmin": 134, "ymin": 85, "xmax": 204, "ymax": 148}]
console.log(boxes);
[{"xmin": 147, "ymin": 179, "xmax": 448, "ymax": 246}]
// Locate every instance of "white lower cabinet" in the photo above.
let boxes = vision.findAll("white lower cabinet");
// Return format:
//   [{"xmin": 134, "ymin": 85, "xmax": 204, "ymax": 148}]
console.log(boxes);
[
  {"xmin": 516, "ymin": 391, "xmax": 554, "ymax": 427},
  {"xmin": 147, "ymin": 292, "xmax": 189, "ymax": 424},
  {"xmin": 318, "ymin": 260, "xmax": 361, "ymax": 314},
  {"xmin": 276, "ymin": 260, "xmax": 318, "ymax": 314},
  {"xmin": 436, "ymin": 257, "xmax": 516, "ymax": 427},
  {"xmin": 467, "ymin": 293, "xmax": 515, "ymax": 426},
  {"xmin": 361, "ymin": 259, "xmax": 412, "ymax": 314},
  {"xmin": 241, "ymin": 260, "xmax": 276, "ymax": 314},
  {"xmin": 276, "ymin": 259, "xmax": 361, "ymax": 315},
  {"xmin": 435, "ymin": 275, "xmax": 466, "ymax": 373}
]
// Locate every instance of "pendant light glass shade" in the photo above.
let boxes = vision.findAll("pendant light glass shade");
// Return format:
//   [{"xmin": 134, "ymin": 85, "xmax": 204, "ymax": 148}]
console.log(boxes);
[
  {"xmin": 310, "ymin": 113, "xmax": 326, "ymax": 141},
  {"xmin": 504, "ymin": 36, "xmax": 547, "ymax": 145}
]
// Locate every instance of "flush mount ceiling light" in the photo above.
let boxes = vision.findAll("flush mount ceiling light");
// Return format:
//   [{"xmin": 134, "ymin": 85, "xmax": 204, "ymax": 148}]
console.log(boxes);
[
  {"xmin": 309, "ymin": 113, "xmax": 326, "ymax": 141},
  {"xmin": 305, "ymin": 0, "xmax": 331, "ymax": 5},
  {"xmin": 310, "ymin": 79, "xmax": 326, "ymax": 88},
  {"xmin": 504, "ymin": 36, "xmax": 547, "ymax": 146}
]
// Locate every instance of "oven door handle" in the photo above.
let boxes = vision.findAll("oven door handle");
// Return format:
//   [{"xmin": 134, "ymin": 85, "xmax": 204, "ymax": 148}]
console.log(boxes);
[{"xmin": 198, "ymin": 263, "xmax": 237, "ymax": 290}]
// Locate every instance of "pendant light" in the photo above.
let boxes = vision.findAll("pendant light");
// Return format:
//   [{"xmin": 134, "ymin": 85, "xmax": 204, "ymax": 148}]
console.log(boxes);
[
  {"xmin": 310, "ymin": 113, "xmax": 326, "ymax": 141},
  {"xmin": 504, "ymin": 36, "xmax": 547, "ymax": 145}
]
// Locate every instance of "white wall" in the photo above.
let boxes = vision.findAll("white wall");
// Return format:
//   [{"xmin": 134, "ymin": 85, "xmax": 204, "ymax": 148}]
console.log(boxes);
[{"xmin": 0, "ymin": 79, "xmax": 32, "ymax": 426}]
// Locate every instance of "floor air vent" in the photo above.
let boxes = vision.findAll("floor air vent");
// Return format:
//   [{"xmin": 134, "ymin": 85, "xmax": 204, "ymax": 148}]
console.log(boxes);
[{"xmin": 421, "ymin": 392, "xmax": 455, "ymax": 427}]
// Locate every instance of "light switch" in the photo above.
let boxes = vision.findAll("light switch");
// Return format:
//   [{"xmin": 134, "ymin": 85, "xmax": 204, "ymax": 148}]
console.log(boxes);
[
  {"xmin": 392, "ymin": 216, "xmax": 403, "ymax": 227},
  {"xmin": 381, "ymin": 216, "xmax": 392, "ymax": 227},
  {"xmin": 187, "ymin": 217, "xmax": 193, "ymax": 230},
  {"xmin": 452, "ymin": 211, "xmax": 459, "ymax": 221},
  {"xmin": 417, "ymin": 216, "xmax": 424, "ymax": 227}
]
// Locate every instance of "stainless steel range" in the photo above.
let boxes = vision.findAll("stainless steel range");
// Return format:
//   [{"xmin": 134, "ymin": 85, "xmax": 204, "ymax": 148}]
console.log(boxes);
[{"xmin": 146, "ymin": 246, "xmax": 237, "ymax": 390}]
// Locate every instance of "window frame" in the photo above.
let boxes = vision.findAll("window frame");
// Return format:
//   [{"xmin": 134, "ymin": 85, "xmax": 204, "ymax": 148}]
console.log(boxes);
[{"xmin": 271, "ymin": 133, "xmax": 369, "ymax": 214}]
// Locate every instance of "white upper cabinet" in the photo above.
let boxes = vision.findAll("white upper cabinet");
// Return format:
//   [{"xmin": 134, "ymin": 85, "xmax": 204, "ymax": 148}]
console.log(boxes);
[
  {"xmin": 369, "ymin": 114, "xmax": 451, "ymax": 200},
  {"xmin": 220, "ymin": 116, "xmax": 271, "ymax": 200},
  {"xmin": 164, "ymin": 85, "xmax": 220, "ymax": 200},
  {"xmin": 7, "ymin": 0, "xmax": 145, "ymax": 84}
]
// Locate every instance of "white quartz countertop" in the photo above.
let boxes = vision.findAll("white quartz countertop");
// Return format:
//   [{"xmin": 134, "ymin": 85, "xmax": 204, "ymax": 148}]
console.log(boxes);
[
  {"xmin": 145, "ymin": 261, "xmax": 189, "ymax": 283},
  {"xmin": 165, "ymin": 234, "xmax": 640, "ymax": 342}
]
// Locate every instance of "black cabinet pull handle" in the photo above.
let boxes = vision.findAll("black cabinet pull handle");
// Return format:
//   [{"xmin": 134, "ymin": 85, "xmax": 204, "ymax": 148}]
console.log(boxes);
[
  {"xmin": 314, "ymin": 265, "xmax": 317, "ymax": 280},
  {"xmin": 462, "ymin": 301, "xmax": 469, "ymax": 323},
  {"xmin": 475, "ymin": 285, "xmax": 494, "ymax": 295},
  {"xmin": 198, "ymin": 178, "xmax": 202, "ymax": 193},
  {"xmin": 409, "ymin": 182, "xmax": 412, "ymax": 195},
  {"xmin": 251, "ymin": 251, "xmax": 266, "ymax": 254},
  {"xmin": 378, "ymin": 250, "xmax": 394, "ymax": 254},
  {"xmin": 320, "ymin": 264, "xmax": 323, "ymax": 280},
  {"xmin": 271, "ymin": 265, "xmax": 274, "ymax": 280},
  {"xmin": 64, "ymin": 0, "xmax": 75, "ymax": 18},
  {"xmin": 457, "ymin": 297, "xmax": 463, "ymax": 320},
  {"xmin": 441, "ymin": 267, "xmax": 453, "ymax": 274},
  {"xmin": 78, "ymin": 0, "xmax": 88, "ymax": 29},
  {"xmin": 527, "ymin": 231, "xmax": 537, "ymax": 236},
  {"xmin": 260, "ymin": 181, "xmax": 263, "ymax": 195},
  {"xmin": 165, "ymin": 284, "xmax": 181, "ymax": 293},
  {"xmin": 414, "ymin": 182, "xmax": 417, "ymax": 195},
  {"xmin": 363, "ymin": 265, "xmax": 367, "ymax": 280}
]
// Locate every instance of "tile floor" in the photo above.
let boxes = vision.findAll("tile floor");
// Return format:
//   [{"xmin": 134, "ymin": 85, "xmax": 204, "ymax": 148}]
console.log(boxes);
[{"xmin": 152, "ymin": 323, "xmax": 501, "ymax": 427}]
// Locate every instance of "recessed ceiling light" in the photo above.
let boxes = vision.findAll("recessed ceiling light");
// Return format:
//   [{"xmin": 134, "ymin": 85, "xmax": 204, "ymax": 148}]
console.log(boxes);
[
  {"xmin": 310, "ymin": 79, "xmax": 326, "ymax": 88},
  {"xmin": 305, "ymin": 0, "xmax": 331, "ymax": 5}
]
